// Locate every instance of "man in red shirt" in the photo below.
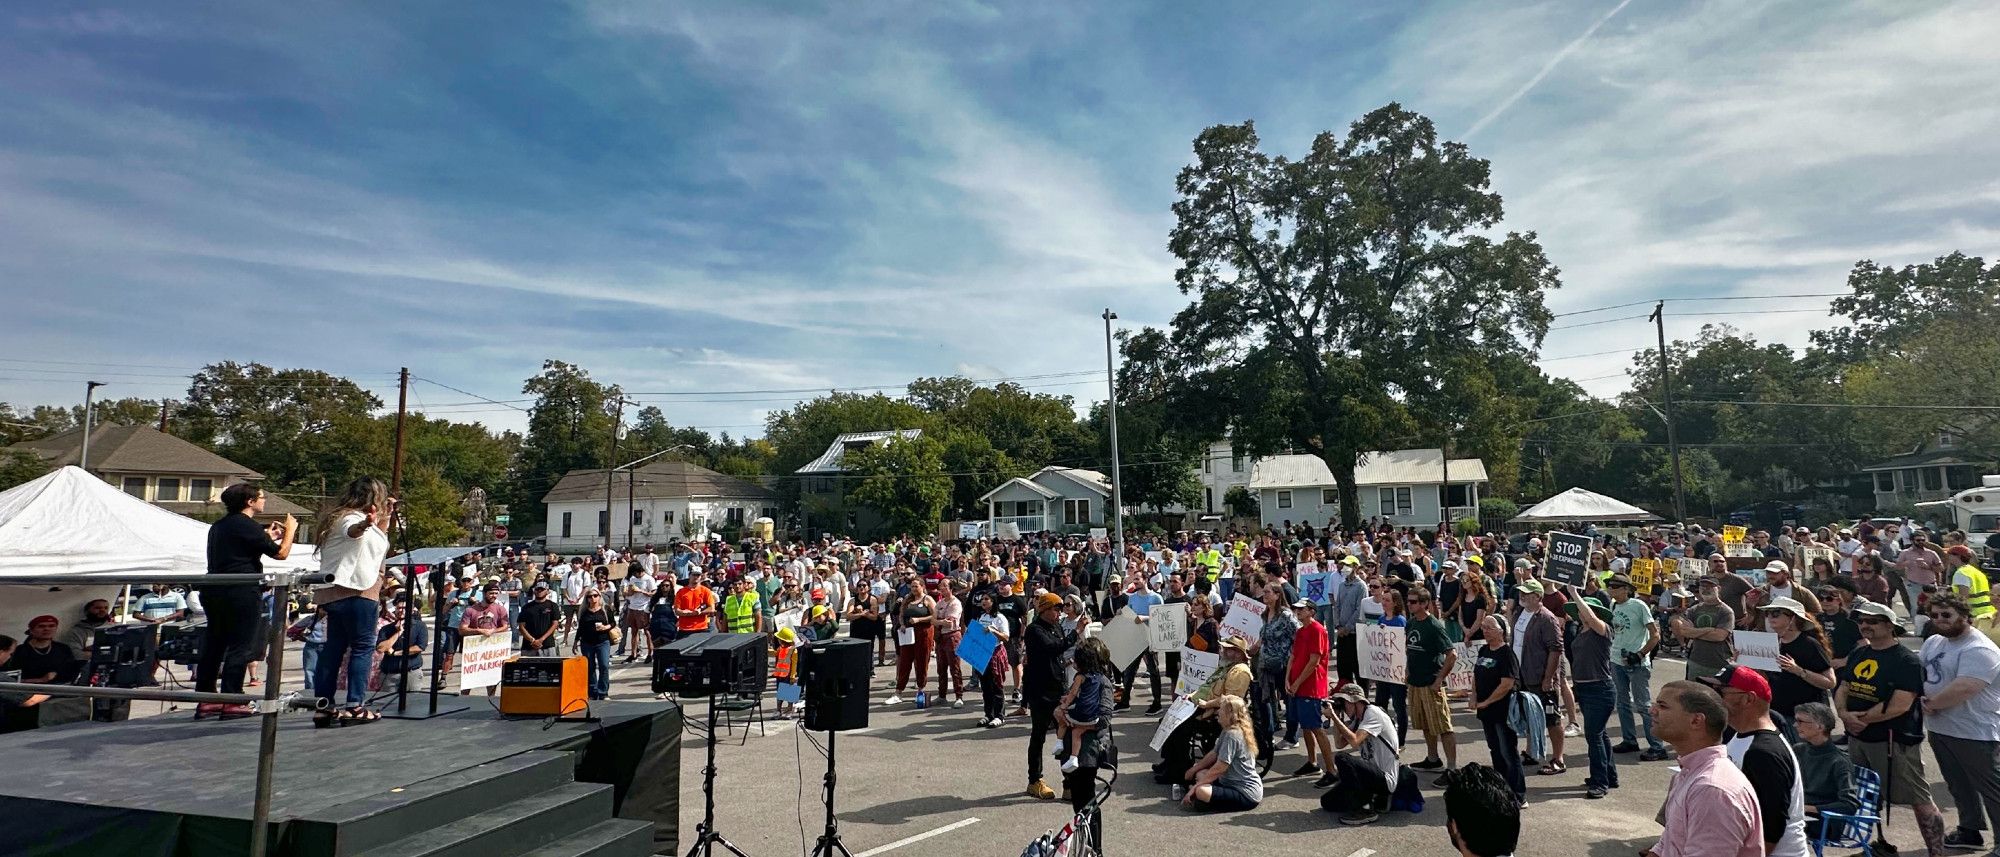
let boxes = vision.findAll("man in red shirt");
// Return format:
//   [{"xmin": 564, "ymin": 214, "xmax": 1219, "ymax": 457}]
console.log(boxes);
[
  {"xmin": 676, "ymin": 569, "xmax": 718, "ymax": 634},
  {"xmin": 1286, "ymin": 598, "xmax": 1336, "ymax": 787}
]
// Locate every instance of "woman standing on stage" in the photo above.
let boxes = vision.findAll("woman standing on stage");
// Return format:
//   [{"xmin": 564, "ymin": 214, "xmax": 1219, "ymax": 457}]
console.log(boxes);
[
  {"xmin": 310, "ymin": 477, "xmax": 393, "ymax": 726},
  {"xmin": 575, "ymin": 589, "xmax": 616, "ymax": 700},
  {"xmin": 197, "ymin": 483, "xmax": 295, "ymax": 719}
]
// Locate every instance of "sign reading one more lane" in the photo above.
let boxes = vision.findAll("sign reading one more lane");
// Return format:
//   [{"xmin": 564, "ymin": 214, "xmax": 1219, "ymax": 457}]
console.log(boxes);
[{"xmin": 1544, "ymin": 531, "xmax": 1594, "ymax": 588}]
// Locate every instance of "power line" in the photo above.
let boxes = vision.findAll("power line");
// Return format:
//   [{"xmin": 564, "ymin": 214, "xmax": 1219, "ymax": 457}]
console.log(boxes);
[
  {"xmin": 1679, "ymin": 400, "xmax": 2000, "ymax": 411},
  {"xmin": 1548, "ymin": 313, "xmax": 1651, "ymax": 331},
  {"xmin": 1539, "ymin": 347, "xmax": 1643, "ymax": 362}
]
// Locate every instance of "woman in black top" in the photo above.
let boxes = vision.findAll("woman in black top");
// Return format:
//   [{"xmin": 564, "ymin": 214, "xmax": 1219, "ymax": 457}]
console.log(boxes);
[
  {"xmin": 1468, "ymin": 615, "xmax": 1526, "ymax": 804},
  {"xmin": 197, "ymin": 483, "xmax": 295, "ymax": 719},
  {"xmin": 575, "ymin": 590, "xmax": 615, "ymax": 700}
]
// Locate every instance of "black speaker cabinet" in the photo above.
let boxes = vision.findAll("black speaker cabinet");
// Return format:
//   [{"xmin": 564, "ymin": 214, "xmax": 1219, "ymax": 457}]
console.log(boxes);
[
  {"xmin": 799, "ymin": 638, "xmax": 871, "ymax": 732},
  {"xmin": 652, "ymin": 632, "xmax": 767, "ymax": 697}
]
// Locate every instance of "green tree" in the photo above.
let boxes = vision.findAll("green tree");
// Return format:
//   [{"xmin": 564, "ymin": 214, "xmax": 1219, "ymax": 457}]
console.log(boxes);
[
  {"xmin": 396, "ymin": 463, "xmax": 468, "ymax": 547},
  {"xmin": 173, "ymin": 362, "xmax": 384, "ymax": 489},
  {"xmin": 1223, "ymin": 486, "xmax": 1259, "ymax": 519},
  {"xmin": 845, "ymin": 434, "xmax": 951, "ymax": 538},
  {"xmin": 1130, "ymin": 105, "xmax": 1558, "ymax": 528},
  {"xmin": 937, "ymin": 429, "xmax": 1018, "ymax": 520},
  {"xmin": 1812, "ymin": 252, "xmax": 2000, "ymax": 366},
  {"xmin": 507, "ymin": 361, "xmax": 621, "ymax": 533},
  {"xmin": 1844, "ymin": 315, "xmax": 2000, "ymax": 456},
  {"xmin": 0, "ymin": 449, "xmax": 50, "ymax": 491},
  {"xmin": 764, "ymin": 392, "xmax": 933, "ymax": 520},
  {"xmin": 1087, "ymin": 400, "xmax": 1200, "ymax": 514}
]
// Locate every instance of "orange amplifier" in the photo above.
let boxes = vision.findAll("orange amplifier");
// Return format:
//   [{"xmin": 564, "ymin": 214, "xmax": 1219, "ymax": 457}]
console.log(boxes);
[{"xmin": 499, "ymin": 656, "xmax": 588, "ymax": 717}]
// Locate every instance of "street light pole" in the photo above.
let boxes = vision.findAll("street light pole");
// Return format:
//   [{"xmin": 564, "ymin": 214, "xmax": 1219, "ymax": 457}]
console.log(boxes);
[
  {"xmin": 1102, "ymin": 309, "xmax": 1125, "ymax": 569},
  {"xmin": 604, "ymin": 397, "xmax": 626, "ymax": 553},
  {"xmin": 79, "ymin": 381, "xmax": 105, "ymax": 470},
  {"xmin": 616, "ymin": 444, "xmax": 692, "ymax": 552}
]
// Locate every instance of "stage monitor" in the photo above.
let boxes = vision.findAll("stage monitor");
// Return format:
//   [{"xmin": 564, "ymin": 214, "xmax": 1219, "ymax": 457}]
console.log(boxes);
[{"xmin": 651, "ymin": 632, "xmax": 765, "ymax": 697}]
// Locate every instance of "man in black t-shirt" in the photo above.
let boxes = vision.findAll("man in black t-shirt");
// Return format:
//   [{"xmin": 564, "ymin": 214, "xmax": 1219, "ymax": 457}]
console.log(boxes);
[
  {"xmin": 11, "ymin": 616, "xmax": 78, "ymax": 686},
  {"xmin": 198, "ymin": 484, "xmax": 295, "ymax": 717},
  {"xmin": 1836, "ymin": 601, "xmax": 1947, "ymax": 856},
  {"xmin": 518, "ymin": 584, "xmax": 561, "ymax": 657},
  {"xmin": 1702, "ymin": 666, "xmax": 1809, "ymax": 856}
]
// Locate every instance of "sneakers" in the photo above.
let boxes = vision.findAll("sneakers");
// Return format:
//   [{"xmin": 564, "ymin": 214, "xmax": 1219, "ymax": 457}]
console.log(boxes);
[
  {"xmin": 1611, "ymin": 741, "xmax": 1641, "ymax": 754},
  {"xmin": 982, "ymin": 718, "xmax": 1002, "ymax": 729},
  {"xmin": 1273, "ymin": 739, "xmax": 1299, "ymax": 751},
  {"xmin": 1144, "ymin": 702, "xmax": 1163, "ymax": 715},
  {"xmin": 1941, "ymin": 829, "xmax": 1986, "ymax": 850},
  {"xmin": 1026, "ymin": 780, "xmax": 1056, "ymax": 800},
  {"xmin": 1060, "ymin": 756, "xmax": 1080, "ymax": 774},
  {"xmin": 951, "ymin": 696, "xmax": 965, "ymax": 709},
  {"xmin": 1639, "ymin": 748, "xmax": 1674, "ymax": 762},
  {"xmin": 1313, "ymin": 772, "xmax": 1338, "ymax": 789},
  {"xmin": 884, "ymin": 695, "xmax": 903, "ymax": 706},
  {"xmin": 1411, "ymin": 757, "xmax": 1444, "ymax": 770},
  {"xmin": 1292, "ymin": 762, "xmax": 1321, "ymax": 777},
  {"xmin": 1171, "ymin": 785, "xmax": 1186, "ymax": 801},
  {"xmin": 1339, "ymin": 810, "xmax": 1380, "ymax": 826},
  {"xmin": 1434, "ymin": 769, "xmax": 1458, "ymax": 788},
  {"xmin": 1113, "ymin": 699, "xmax": 1133, "ymax": 712},
  {"xmin": 1564, "ymin": 722, "xmax": 1583, "ymax": 737},
  {"xmin": 1586, "ymin": 785, "xmax": 1608, "ymax": 799}
]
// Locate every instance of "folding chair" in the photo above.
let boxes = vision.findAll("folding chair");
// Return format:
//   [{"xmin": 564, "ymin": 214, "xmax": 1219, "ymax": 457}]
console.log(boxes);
[
  {"xmin": 713, "ymin": 691, "xmax": 765, "ymax": 744},
  {"xmin": 1812, "ymin": 765, "xmax": 1882, "ymax": 857}
]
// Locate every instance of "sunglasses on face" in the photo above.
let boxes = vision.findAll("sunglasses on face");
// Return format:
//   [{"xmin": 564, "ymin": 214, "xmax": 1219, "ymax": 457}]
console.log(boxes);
[{"xmin": 1856, "ymin": 615, "xmax": 1889, "ymax": 625}]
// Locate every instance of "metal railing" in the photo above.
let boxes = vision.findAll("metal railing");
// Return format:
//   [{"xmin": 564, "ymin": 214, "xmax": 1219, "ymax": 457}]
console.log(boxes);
[{"xmin": 0, "ymin": 570, "xmax": 330, "ymax": 857}]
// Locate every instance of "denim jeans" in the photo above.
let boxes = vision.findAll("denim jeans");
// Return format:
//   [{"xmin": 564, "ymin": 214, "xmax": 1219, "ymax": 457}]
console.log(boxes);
[
  {"xmin": 1611, "ymin": 660, "xmax": 1663, "ymax": 752},
  {"xmin": 1482, "ymin": 717, "xmax": 1527, "ymax": 801},
  {"xmin": 584, "ymin": 640, "xmax": 612, "ymax": 699},
  {"xmin": 1374, "ymin": 682, "xmax": 1409, "ymax": 748},
  {"xmin": 1574, "ymin": 679, "xmax": 1618, "ymax": 789},
  {"xmin": 299, "ymin": 641, "xmax": 323, "ymax": 695},
  {"xmin": 314, "ymin": 596, "xmax": 380, "ymax": 708}
]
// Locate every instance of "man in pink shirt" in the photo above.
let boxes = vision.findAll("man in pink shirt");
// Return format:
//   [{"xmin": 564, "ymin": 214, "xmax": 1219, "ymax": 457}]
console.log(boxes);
[{"xmin": 1644, "ymin": 680, "xmax": 1762, "ymax": 857}]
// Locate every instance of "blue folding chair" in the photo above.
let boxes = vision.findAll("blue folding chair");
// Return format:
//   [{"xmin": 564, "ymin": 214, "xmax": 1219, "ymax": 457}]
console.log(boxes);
[{"xmin": 1812, "ymin": 765, "xmax": 1882, "ymax": 856}]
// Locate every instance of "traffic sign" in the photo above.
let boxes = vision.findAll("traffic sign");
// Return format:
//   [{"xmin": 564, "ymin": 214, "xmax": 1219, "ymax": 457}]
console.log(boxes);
[
  {"xmin": 493, "ymin": 525, "xmax": 509, "ymax": 540},
  {"xmin": 495, "ymin": 514, "xmax": 511, "ymax": 526}
]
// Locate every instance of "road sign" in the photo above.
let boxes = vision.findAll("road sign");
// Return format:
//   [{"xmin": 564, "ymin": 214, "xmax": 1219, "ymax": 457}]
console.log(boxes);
[
  {"xmin": 493, "ymin": 525, "xmax": 509, "ymax": 540},
  {"xmin": 1545, "ymin": 531, "xmax": 1593, "ymax": 587},
  {"xmin": 495, "ymin": 514, "xmax": 511, "ymax": 526}
]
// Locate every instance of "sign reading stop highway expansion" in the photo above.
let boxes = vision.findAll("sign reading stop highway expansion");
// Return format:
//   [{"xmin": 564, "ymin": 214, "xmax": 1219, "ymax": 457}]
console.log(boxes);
[{"xmin": 1544, "ymin": 531, "xmax": 1593, "ymax": 587}]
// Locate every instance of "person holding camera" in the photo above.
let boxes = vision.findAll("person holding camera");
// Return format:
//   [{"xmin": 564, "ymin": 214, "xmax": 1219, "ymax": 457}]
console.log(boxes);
[{"xmin": 1605, "ymin": 574, "xmax": 1671, "ymax": 761}]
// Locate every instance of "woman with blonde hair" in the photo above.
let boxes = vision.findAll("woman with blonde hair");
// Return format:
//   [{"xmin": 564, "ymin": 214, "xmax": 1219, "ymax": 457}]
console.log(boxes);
[{"xmin": 1180, "ymin": 694, "xmax": 1262, "ymax": 811}]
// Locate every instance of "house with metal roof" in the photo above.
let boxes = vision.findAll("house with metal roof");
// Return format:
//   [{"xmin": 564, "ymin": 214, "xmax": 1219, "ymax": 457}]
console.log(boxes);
[
  {"xmin": 1247, "ymin": 448, "xmax": 1488, "ymax": 529},
  {"xmin": 1858, "ymin": 429, "xmax": 1994, "ymax": 509},
  {"xmin": 8, "ymin": 424, "xmax": 313, "ymax": 521},
  {"xmin": 794, "ymin": 429, "xmax": 922, "ymax": 536},
  {"xmin": 978, "ymin": 466, "xmax": 1113, "ymax": 535},
  {"xmin": 541, "ymin": 459, "xmax": 778, "ymax": 552}
]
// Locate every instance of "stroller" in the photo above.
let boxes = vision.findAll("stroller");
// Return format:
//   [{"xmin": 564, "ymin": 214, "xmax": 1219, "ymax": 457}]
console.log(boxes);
[{"xmin": 1019, "ymin": 740, "xmax": 1119, "ymax": 857}]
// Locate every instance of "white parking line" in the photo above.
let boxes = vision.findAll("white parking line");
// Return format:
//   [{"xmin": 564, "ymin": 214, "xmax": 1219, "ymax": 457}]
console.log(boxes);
[
  {"xmin": 854, "ymin": 817, "xmax": 980, "ymax": 857},
  {"xmin": 1344, "ymin": 849, "xmax": 1377, "ymax": 857}
]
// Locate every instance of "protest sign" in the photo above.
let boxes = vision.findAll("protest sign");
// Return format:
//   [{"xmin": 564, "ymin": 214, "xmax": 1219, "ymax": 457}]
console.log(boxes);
[
  {"xmin": 459, "ymin": 633, "xmax": 513, "ymax": 691},
  {"xmin": 1089, "ymin": 527, "xmax": 1107, "ymax": 541},
  {"xmin": 957, "ymin": 620, "xmax": 1000, "ymax": 673},
  {"xmin": 896, "ymin": 627, "xmax": 916, "ymax": 647},
  {"xmin": 1299, "ymin": 571, "xmax": 1334, "ymax": 606},
  {"xmin": 776, "ymin": 681, "xmax": 804, "ymax": 704},
  {"xmin": 1175, "ymin": 648, "xmax": 1219, "ymax": 695},
  {"xmin": 1545, "ymin": 531, "xmax": 1593, "ymax": 587},
  {"xmin": 1732, "ymin": 630, "xmax": 1781, "ymax": 671},
  {"xmin": 1097, "ymin": 608, "xmax": 1151, "ymax": 669},
  {"xmin": 1446, "ymin": 643, "xmax": 1475, "ymax": 694},
  {"xmin": 1357, "ymin": 622, "xmax": 1407, "ymax": 685},
  {"xmin": 1661, "ymin": 557, "xmax": 1680, "ymax": 580},
  {"xmin": 1148, "ymin": 602, "xmax": 1189, "ymax": 653},
  {"xmin": 1149, "ymin": 697, "xmax": 1200, "ymax": 752},
  {"xmin": 958, "ymin": 522, "xmax": 982, "ymax": 540},
  {"xmin": 1629, "ymin": 558, "xmax": 1658, "ymax": 592},
  {"xmin": 997, "ymin": 522, "xmax": 1021, "ymax": 541},
  {"xmin": 1217, "ymin": 594, "xmax": 1266, "ymax": 643},
  {"xmin": 1797, "ymin": 545, "xmax": 1837, "ymax": 575}
]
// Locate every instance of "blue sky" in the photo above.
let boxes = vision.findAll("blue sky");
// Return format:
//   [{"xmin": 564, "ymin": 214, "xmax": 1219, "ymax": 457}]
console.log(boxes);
[{"xmin": 2, "ymin": 1, "xmax": 1996, "ymax": 437}]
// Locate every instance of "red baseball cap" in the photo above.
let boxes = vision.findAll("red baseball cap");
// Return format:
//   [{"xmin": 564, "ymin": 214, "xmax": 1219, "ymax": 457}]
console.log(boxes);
[{"xmin": 1699, "ymin": 665, "xmax": 1771, "ymax": 703}]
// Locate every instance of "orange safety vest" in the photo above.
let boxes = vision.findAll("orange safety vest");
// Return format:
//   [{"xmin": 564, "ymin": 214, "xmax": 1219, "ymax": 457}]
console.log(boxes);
[{"xmin": 774, "ymin": 643, "xmax": 795, "ymax": 681}]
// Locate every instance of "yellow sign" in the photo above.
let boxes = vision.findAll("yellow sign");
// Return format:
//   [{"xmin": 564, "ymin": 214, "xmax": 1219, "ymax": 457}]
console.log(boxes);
[
  {"xmin": 1629, "ymin": 558, "xmax": 1658, "ymax": 591},
  {"xmin": 1722, "ymin": 525, "xmax": 1747, "ymax": 547},
  {"xmin": 1661, "ymin": 557, "xmax": 1680, "ymax": 580}
]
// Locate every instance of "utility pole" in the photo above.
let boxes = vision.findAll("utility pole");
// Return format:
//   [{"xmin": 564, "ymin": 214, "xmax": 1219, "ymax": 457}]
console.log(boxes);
[
  {"xmin": 390, "ymin": 369, "xmax": 409, "ymax": 501},
  {"xmin": 79, "ymin": 381, "xmax": 104, "ymax": 470},
  {"xmin": 605, "ymin": 396, "xmax": 626, "ymax": 553},
  {"xmin": 1102, "ymin": 309, "xmax": 1125, "ymax": 569},
  {"xmin": 1649, "ymin": 302, "xmax": 1688, "ymax": 522},
  {"xmin": 158, "ymin": 399, "xmax": 170, "ymax": 433}
]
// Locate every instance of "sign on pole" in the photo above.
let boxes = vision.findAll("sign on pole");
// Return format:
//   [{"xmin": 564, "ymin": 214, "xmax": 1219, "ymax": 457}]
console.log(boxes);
[
  {"xmin": 459, "ymin": 633, "xmax": 513, "ymax": 691},
  {"xmin": 1148, "ymin": 602, "xmax": 1189, "ymax": 653},
  {"xmin": 1545, "ymin": 531, "xmax": 1593, "ymax": 587}
]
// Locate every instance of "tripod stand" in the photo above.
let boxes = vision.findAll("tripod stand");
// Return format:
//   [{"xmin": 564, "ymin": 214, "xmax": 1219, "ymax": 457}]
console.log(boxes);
[
  {"xmin": 686, "ymin": 700, "xmax": 749, "ymax": 857},
  {"xmin": 810, "ymin": 730, "xmax": 852, "ymax": 857}
]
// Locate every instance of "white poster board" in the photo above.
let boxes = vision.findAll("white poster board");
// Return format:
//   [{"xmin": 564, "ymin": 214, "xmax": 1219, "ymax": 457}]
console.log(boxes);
[
  {"xmin": 1217, "ymin": 594, "xmax": 1266, "ymax": 644},
  {"xmin": 996, "ymin": 521, "xmax": 1021, "ymax": 540},
  {"xmin": 1148, "ymin": 602, "xmax": 1189, "ymax": 653},
  {"xmin": 959, "ymin": 522, "xmax": 982, "ymax": 539},
  {"xmin": 458, "ymin": 633, "xmax": 513, "ymax": 691},
  {"xmin": 1448, "ymin": 643, "xmax": 1475, "ymax": 694},
  {"xmin": 1357, "ymin": 623, "xmax": 1407, "ymax": 685},
  {"xmin": 1089, "ymin": 527, "xmax": 1107, "ymax": 541},
  {"xmin": 1097, "ymin": 608, "xmax": 1151, "ymax": 670},
  {"xmin": 1733, "ymin": 630, "xmax": 1781, "ymax": 671},
  {"xmin": 1175, "ymin": 648, "xmax": 1219, "ymax": 696},
  {"xmin": 1149, "ymin": 697, "xmax": 1200, "ymax": 752}
]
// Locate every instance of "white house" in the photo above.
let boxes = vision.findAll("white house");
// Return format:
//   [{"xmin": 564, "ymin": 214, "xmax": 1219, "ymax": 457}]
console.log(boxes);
[
  {"xmin": 541, "ymin": 460, "xmax": 777, "ymax": 553},
  {"xmin": 795, "ymin": 429, "xmax": 922, "ymax": 536},
  {"xmin": 1197, "ymin": 439, "xmax": 1253, "ymax": 515},
  {"xmin": 979, "ymin": 466, "xmax": 1113, "ymax": 534},
  {"xmin": 1247, "ymin": 448, "xmax": 1488, "ymax": 529}
]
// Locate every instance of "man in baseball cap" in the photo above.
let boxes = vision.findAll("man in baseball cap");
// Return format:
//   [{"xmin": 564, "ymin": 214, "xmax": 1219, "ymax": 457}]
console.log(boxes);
[
  {"xmin": 1322, "ymin": 680, "xmax": 1401, "ymax": 825},
  {"xmin": 1699, "ymin": 665, "xmax": 1812, "ymax": 855}
]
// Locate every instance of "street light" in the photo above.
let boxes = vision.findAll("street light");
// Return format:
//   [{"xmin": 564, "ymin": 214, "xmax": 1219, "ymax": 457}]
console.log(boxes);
[
  {"xmin": 1102, "ymin": 309, "xmax": 1125, "ymax": 570},
  {"xmin": 79, "ymin": 381, "xmax": 105, "ymax": 470},
  {"xmin": 616, "ymin": 444, "xmax": 693, "ymax": 551}
]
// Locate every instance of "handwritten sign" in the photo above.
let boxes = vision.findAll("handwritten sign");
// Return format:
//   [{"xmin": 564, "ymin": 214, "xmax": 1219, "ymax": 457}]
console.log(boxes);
[
  {"xmin": 1733, "ymin": 630, "xmax": 1781, "ymax": 672},
  {"xmin": 1097, "ymin": 608, "xmax": 1151, "ymax": 669},
  {"xmin": 1797, "ymin": 546, "xmax": 1837, "ymax": 576},
  {"xmin": 1149, "ymin": 697, "xmax": 1200, "ymax": 752},
  {"xmin": 1447, "ymin": 643, "xmax": 1475, "ymax": 694},
  {"xmin": 1300, "ymin": 571, "xmax": 1334, "ymax": 606},
  {"xmin": 1357, "ymin": 623, "xmax": 1407, "ymax": 685},
  {"xmin": 1148, "ymin": 602, "xmax": 1189, "ymax": 653},
  {"xmin": 458, "ymin": 633, "xmax": 513, "ymax": 691},
  {"xmin": 1629, "ymin": 558, "xmax": 1658, "ymax": 592},
  {"xmin": 1545, "ymin": 531, "xmax": 1593, "ymax": 587},
  {"xmin": 1089, "ymin": 528, "xmax": 1107, "ymax": 541},
  {"xmin": 1662, "ymin": 558, "xmax": 1680, "ymax": 580},
  {"xmin": 1217, "ymin": 594, "xmax": 1266, "ymax": 643},
  {"xmin": 1175, "ymin": 648, "xmax": 1219, "ymax": 695}
]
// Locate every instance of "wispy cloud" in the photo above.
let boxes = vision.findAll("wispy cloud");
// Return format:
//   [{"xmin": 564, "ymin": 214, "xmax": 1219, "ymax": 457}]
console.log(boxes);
[{"xmin": 1463, "ymin": 0, "xmax": 1634, "ymax": 139}]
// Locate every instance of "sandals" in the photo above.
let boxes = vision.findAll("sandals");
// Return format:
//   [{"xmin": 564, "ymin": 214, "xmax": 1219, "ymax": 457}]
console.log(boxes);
[
  {"xmin": 1538, "ymin": 761, "xmax": 1567, "ymax": 775},
  {"xmin": 316, "ymin": 707, "xmax": 381, "ymax": 728}
]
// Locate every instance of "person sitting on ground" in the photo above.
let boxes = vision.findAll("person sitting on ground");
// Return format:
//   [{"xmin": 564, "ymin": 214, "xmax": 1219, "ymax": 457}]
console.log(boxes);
[
  {"xmin": 1444, "ymin": 764, "xmax": 1523, "ymax": 857},
  {"xmin": 1180, "ymin": 694, "xmax": 1263, "ymax": 812},
  {"xmin": 1056, "ymin": 637, "xmax": 1114, "ymax": 774}
]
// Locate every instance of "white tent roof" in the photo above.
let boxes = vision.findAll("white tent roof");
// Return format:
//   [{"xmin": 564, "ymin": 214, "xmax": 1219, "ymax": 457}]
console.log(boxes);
[
  {"xmin": 1510, "ymin": 487, "xmax": 1663, "ymax": 523},
  {"xmin": 0, "ymin": 467, "xmax": 316, "ymax": 634}
]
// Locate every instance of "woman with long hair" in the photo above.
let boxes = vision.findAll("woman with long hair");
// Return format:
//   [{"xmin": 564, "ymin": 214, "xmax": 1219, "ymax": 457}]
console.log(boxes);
[
  {"xmin": 1180, "ymin": 694, "xmax": 1262, "ymax": 812},
  {"xmin": 574, "ymin": 589, "xmax": 615, "ymax": 700},
  {"xmin": 886, "ymin": 581, "xmax": 935, "ymax": 707},
  {"xmin": 1760, "ymin": 599, "xmax": 1835, "ymax": 741},
  {"xmin": 1373, "ymin": 589, "xmax": 1409, "ymax": 745},
  {"xmin": 310, "ymin": 477, "xmax": 391, "ymax": 727}
]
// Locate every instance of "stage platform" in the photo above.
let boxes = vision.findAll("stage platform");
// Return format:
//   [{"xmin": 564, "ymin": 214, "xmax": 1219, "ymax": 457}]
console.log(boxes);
[{"xmin": 0, "ymin": 700, "xmax": 682, "ymax": 857}]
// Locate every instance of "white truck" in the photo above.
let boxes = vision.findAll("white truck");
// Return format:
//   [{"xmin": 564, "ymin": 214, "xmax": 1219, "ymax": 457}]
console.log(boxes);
[{"xmin": 1915, "ymin": 474, "xmax": 2000, "ymax": 556}]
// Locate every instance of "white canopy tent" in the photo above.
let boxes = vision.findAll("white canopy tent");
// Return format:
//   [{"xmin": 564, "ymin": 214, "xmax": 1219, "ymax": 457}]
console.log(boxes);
[
  {"xmin": 1509, "ymin": 487, "xmax": 1663, "ymax": 523},
  {"xmin": 0, "ymin": 466, "xmax": 316, "ymax": 637}
]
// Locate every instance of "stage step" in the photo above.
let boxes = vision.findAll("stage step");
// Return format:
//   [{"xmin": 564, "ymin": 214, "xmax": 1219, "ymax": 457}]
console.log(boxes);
[
  {"xmin": 351, "ymin": 781, "xmax": 615, "ymax": 857},
  {"xmin": 297, "ymin": 750, "xmax": 578, "ymax": 856},
  {"xmin": 516, "ymin": 819, "xmax": 657, "ymax": 857}
]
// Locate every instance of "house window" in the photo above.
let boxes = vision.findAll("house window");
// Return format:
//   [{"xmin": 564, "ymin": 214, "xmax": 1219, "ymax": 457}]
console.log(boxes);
[
  {"xmin": 632, "ymin": 509, "xmax": 644, "ymax": 525},
  {"xmin": 562, "ymin": 512, "xmax": 573, "ymax": 539},
  {"xmin": 1320, "ymin": 488, "xmax": 1338, "ymax": 506},
  {"xmin": 1205, "ymin": 487, "xmax": 1214, "ymax": 513},
  {"xmin": 1064, "ymin": 499, "xmax": 1091, "ymax": 524},
  {"xmin": 726, "ymin": 507, "xmax": 747, "ymax": 525},
  {"xmin": 1938, "ymin": 432, "xmax": 1957, "ymax": 449},
  {"xmin": 123, "ymin": 477, "xmax": 146, "ymax": 498},
  {"xmin": 597, "ymin": 510, "xmax": 609, "ymax": 536},
  {"xmin": 663, "ymin": 510, "xmax": 675, "ymax": 526},
  {"xmin": 1276, "ymin": 490, "xmax": 1292, "ymax": 510},
  {"xmin": 1378, "ymin": 487, "xmax": 1395, "ymax": 516},
  {"xmin": 1203, "ymin": 455, "xmax": 1212, "ymax": 474},
  {"xmin": 1923, "ymin": 468, "xmax": 1944, "ymax": 491},
  {"xmin": 1901, "ymin": 469, "xmax": 1922, "ymax": 492},
  {"xmin": 1874, "ymin": 472, "xmax": 1894, "ymax": 493},
  {"xmin": 1231, "ymin": 453, "xmax": 1245, "ymax": 473},
  {"xmin": 157, "ymin": 478, "xmax": 182, "ymax": 501},
  {"xmin": 1445, "ymin": 483, "xmax": 1472, "ymax": 508},
  {"xmin": 189, "ymin": 478, "xmax": 213, "ymax": 502},
  {"xmin": 1396, "ymin": 487, "xmax": 1413, "ymax": 516}
]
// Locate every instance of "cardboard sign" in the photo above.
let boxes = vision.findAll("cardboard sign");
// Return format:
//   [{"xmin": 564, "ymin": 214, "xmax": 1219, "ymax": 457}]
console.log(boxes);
[
  {"xmin": 1447, "ymin": 643, "xmax": 1476, "ymax": 694},
  {"xmin": 957, "ymin": 619, "xmax": 1000, "ymax": 673},
  {"xmin": 1545, "ymin": 531, "xmax": 1594, "ymax": 587},
  {"xmin": 1217, "ymin": 594, "xmax": 1266, "ymax": 644},
  {"xmin": 1662, "ymin": 558, "xmax": 1680, "ymax": 580},
  {"xmin": 1149, "ymin": 697, "xmax": 1200, "ymax": 752},
  {"xmin": 1357, "ymin": 623, "xmax": 1407, "ymax": 685},
  {"xmin": 1175, "ymin": 648, "xmax": 1219, "ymax": 695},
  {"xmin": 1629, "ymin": 558, "xmax": 1658, "ymax": 592},
  {"xmin": 458, "ymin": 633, "xmax": 513, "ymax": 691},
  {"xmin": 1089, "ymin": 528, "xmax": 1107, "ymax": 541},
  {"xmin": 1097, "ymin": 607, "xmax": 1151, "ymax": 670},
  {"xmin": 1148, "ymin": 602, "xmax": 1189, "ymax": 653},
  {"xmin": 1733, "ymin": 630, "xmax": 1781, "ymax": 671},
  {"xmin": 959, "ymin": 522, "xmax": 982, "ymax": 539},
  {"xmin": 1797, "ymin": 545, "xmax": 1837, "ymax": 576},
  {"xmin": 1300, "ymin": 571, "xmax": 1334, "ymax": 606},
  {"xmin": 1722, "ymin": 525, "xmax": 1747, "ymax": 547}
]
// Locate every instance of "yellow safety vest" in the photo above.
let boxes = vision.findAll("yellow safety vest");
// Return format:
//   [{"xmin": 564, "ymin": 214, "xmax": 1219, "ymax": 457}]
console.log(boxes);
[
  {"xmin": 1961, "ymin": 564, "xmax": 1994, "ymax": 619},
  {"xmin": 724, "ymin": 594, "xmax": 759, "ymax": 633},
  {"xmin": 1196, "ymin": 549, "xmax": 1222, "ymax": 583}
]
